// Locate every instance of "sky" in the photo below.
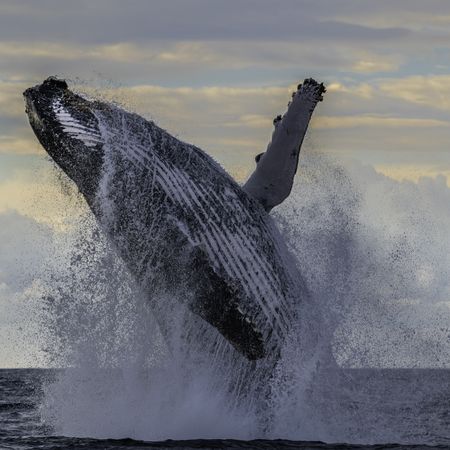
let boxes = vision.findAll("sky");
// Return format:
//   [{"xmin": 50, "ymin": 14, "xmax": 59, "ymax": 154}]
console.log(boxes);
[{"xmin": 1, "ymin": 0, "xmax": 450, "ymax": 367}]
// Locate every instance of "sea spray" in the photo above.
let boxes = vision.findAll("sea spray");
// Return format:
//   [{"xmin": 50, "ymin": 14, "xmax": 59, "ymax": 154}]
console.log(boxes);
[
  {"xmin": 37, "ymin": 146, "xmax": 450, "ymax": 443},
  {"xmin": 38, "ymin": 211, "xmax": 265, "ymax": 440}
]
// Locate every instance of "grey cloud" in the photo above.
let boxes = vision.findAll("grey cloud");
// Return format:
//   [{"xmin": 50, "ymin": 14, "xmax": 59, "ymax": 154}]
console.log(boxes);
[
  {"xmin": 0, "ymin": 0, "xmax": 410, "ymax": 45},
  {"xmin": 0, "ymin": 43, "xmax": 366, "ymax": 87}
]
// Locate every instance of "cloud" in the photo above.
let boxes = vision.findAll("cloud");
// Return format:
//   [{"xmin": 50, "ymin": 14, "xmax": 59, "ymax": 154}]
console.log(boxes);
[
  {"xmin": 379, "ymin": 75, "xmax": 450, "ymax": 111},
  {"xmin": 96, "ymin": 82, "xmax": 450, "ymax": 162},
  {"xmin": 0, "ymin": 80, "xmax": 42, "ymax": 155},
  {"xmin": 312, "ymin": 115, "xmax": 450, "ymax": 129},
  {"xmin": 330, "ymin": 1, "xmax": 450, "ymax": 30},
  {"xmin": 0, "ymin": 80, "xmax": 29, "ymax": 117},
  {"xmin": 0, "ymin": 166, "xmax": 86, "ymax": 229},
  {"xmin": 351, "ymin": 57, "xmax": 399, "ymax": 73},
  {"xmin": 305, "ymin": 78, "xmax": 450, "ymax": 167},
  {"xmin": 374, "ymin": 164, "xmax": 450, "ymax": 186},
  {"xmin": 0, "ymin": 39, "xmax": 405, "ymax": 87},
  {"xmin": 0, "ymin": 0, "xmax": 447, "ymax": 87},
  {"xmin": 314, "ymin": 126, "xmax": 450, "ymax": 164},
  {"xmin": 0, "ymin": 1, "xmax": 427, "ymax": 90},
  {"xmin": 0, "ymin": 135, "xmax": 42, "ymax": 155},
  {"xmin": 5, "ymin": 76, "xmax": 449, "ymax": 175},
  {"xmin": 221, "ymin": 113, "xmax": 450, "ymax": 131},
  {"xmin": 0, "ymin": 0, "xmax": 411, "ymax": 44},
  {"xmin": 0, "ymin": 41, "xmax": 211, "ymax": 65}
]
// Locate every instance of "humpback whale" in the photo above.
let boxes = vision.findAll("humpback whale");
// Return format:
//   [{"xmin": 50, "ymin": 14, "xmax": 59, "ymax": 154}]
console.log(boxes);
[{"xmin": 23, "ymin": 77, "xmax": 325, "ymax": 361}]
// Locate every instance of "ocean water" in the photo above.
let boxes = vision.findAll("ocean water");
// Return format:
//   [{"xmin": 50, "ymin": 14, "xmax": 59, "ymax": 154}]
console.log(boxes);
[{"xmin": 1, "ymin": 368, "xmax": 449, "ymax": 450}]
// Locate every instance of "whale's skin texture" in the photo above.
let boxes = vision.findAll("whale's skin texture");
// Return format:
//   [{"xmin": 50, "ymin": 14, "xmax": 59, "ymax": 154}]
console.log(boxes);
[{"xmin": 24, "ymin": 77, "xmax": 305, "ymax": 361}]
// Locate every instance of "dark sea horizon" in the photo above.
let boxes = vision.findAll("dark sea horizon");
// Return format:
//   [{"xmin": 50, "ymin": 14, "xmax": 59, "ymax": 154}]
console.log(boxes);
[{"xmin": 1, "ymin": 368, "xmax": 449, "ymax": 450}]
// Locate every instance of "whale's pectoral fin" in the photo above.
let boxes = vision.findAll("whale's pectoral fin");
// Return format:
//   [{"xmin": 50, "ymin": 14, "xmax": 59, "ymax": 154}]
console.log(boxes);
[{"xmin": 243, "ymin": 78, "xmax": 325, "ymax": 212}]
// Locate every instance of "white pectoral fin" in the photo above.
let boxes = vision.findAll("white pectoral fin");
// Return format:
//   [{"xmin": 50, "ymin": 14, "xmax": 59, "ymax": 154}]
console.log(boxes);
[{"xmin": 243, "ymin": 78, "xmax": 325, "ymax": 211}]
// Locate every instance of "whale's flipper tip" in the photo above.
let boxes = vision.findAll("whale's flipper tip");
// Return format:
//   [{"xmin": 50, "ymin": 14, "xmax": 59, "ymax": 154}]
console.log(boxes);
[{"xmin": 298, "ymin": 78, "xmax": 326, "ymax": 103}]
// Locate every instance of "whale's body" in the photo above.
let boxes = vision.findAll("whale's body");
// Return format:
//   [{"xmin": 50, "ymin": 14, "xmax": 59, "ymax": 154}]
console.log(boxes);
[{"xmin": 24, "ymin": 77, "xmax": 323, "ymax": 361}]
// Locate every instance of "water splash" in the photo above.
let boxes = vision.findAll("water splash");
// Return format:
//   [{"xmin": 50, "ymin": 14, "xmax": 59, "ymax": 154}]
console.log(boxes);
[{"xmin": 36, "ymin": 146, "xmax": 450, "ymax": 444}]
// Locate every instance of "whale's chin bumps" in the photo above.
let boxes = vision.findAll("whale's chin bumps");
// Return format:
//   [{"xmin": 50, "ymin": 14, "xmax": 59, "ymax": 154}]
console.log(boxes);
[{"xmin": 24, "ymin": 77, "xmax": 306, "ymax": 361}]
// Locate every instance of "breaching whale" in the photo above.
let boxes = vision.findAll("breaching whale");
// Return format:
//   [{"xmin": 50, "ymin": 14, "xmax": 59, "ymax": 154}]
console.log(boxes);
[{"xmin": 24, "ymin": 77, "xmax": 325, "ymax": 361}]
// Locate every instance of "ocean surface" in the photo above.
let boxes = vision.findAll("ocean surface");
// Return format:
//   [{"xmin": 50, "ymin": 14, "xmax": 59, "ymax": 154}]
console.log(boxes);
[{"xmin": 1, "ymin": 368, "xmax": 449, "ymax": 450}]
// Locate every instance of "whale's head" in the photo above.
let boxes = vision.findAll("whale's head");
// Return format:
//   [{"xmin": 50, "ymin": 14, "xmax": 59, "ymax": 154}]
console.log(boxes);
[{"xmin": 24, "ymin": 77, "xmax": 104, "ymax": 200}]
